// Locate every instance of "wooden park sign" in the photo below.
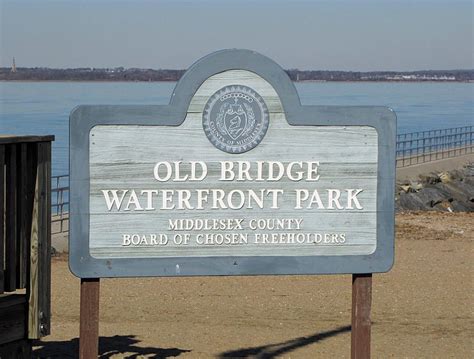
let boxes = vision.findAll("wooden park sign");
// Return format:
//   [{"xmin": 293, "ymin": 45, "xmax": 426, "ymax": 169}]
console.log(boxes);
[{"xmin": 70, "ymin": 49, "xmax": 396, "ymax": 358}]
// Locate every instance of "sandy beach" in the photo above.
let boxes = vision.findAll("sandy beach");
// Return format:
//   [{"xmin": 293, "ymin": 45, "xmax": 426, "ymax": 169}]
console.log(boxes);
[{"xmin": 31, "ymin": 211, "xmax": 473, "ymax": 358}]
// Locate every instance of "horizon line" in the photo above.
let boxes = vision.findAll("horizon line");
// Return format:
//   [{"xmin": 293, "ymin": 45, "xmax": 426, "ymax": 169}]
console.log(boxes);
[{"xmin": 2, "ymin": 66, "xmax": 473, "ymax": 73}]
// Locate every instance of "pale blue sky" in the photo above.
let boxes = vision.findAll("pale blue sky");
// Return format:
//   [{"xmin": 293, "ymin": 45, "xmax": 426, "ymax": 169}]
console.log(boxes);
[{"xmin": 1, "ymin": 0, "xmax": 473, "ymax": 70}]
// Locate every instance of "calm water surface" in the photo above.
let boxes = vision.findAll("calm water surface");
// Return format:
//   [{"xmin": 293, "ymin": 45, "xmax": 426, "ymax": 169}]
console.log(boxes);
[{"xmin": 1, "ymin": 81, "xmax": 472, "ymax": 175}]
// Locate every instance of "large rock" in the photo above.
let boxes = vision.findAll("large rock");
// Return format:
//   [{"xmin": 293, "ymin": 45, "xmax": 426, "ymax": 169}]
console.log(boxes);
[
  {"xmin": 419, "ymin": 173, "xmax": 440, "ymax": 185},
  {"xmin": 399, "ymin": 192, "xmax": 429, "ymax": 210},
  {"xmin": 396, "ymin": 163, "xmax": 473, "ymax": 212},
  {"xmin": 417, "ymin": 186, "xmax": 452, "ymax": 208}
]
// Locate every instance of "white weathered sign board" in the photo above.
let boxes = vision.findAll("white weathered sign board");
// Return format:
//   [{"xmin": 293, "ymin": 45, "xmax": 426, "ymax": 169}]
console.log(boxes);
[{"xmin": 70, "ymin": 50, "xmax": 395, "ymax": 278}]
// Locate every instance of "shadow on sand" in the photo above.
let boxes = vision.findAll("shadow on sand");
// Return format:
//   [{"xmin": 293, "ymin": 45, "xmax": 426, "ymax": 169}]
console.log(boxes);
[
  {"xmin": 32, "ymin": 325, "xmax": 350, "ymax": 358},
  {"xmin": 217, "ymin": 325, "xmax": 351, "ymax": 358},
  {"xmin": 32, "ymin": 335, "xmax": 191, "ymax": 358}
]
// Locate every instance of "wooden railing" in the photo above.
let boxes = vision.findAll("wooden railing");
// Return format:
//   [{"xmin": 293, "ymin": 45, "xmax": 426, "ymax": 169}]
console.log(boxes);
[{"xmin": 0, "ymin": 135, "xmax": 54, "ymax": 355}]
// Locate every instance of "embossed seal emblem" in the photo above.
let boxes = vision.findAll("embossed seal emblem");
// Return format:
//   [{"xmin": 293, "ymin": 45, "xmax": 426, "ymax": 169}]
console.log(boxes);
[{"xmin": 203, "ymin": 85, "xmax": 269, "ymax": 153}]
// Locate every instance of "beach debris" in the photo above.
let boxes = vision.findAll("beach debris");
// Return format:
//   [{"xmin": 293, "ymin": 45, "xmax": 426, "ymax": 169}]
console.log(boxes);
[
  {"xmin": 398, "ymin": 181, "xmax": 423, "ymax": 193},
  {"xmin": 438, "ymin": 171, "xmax": 451, "ymax": 183},
  {"xmin": 410, "ymin": 181, "xmax": 424, "ymax": 191},
  {"xmin": 400, "ymin": 184, "xmax": 412, "ymax": 193},
  {"xmin": 419, "ymin": 173, "xmax": 440, "ymax": 185}
]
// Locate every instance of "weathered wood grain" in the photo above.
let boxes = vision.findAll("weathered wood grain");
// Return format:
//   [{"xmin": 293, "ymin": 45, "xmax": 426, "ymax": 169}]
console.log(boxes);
[
  {"xmin": 0, "ymin": 137, "xmax": 52, "ymax": 348},
  {"xmin": 88, "ymin": 70, "xmax": 379, "ymax": 259},
  {"xmin": 187, "ymin": 70, "xmax": 283, "ymax": 113},
  {"xmin": 0, "ymin": 294, "xmax": 27, "ymax": 345},
  {"xmin": 0, "ymin": 339, "xmax": 32, "ymax": 358},
  {"xmin": 40, "ymin": 142, "xmax": 52, "ymax": 336},
  {"xmin": 79, "ymin": 278, "xmax": 100, "ymax": 359},
  {"xmin": 0, "ymin": 135, "xmax": 54, "ymax": 145},
  {"xmin": 28, "ymin": 145, "xmax": 40, "ymax": 339},
  {"xmin": 17, "ymin": 143, "xmax": 28, "ymax": 289},
  {"xmin": 24, "ymin": 143, "xmax": 38, "ymax": 287},
  {"xmin": 351, "ymin": 273, "xmax": 372, "ymax": 358},
  {"xmin": 28, "ymin": 142, "xmax": 51, "ymax": 339},
  {"xmin": 28, "ymin": 142, "xmax": 51, "ymax": 338},
  {"xmin": 5, "ymin": 144, "xmax": 17, "ymax": 292}
]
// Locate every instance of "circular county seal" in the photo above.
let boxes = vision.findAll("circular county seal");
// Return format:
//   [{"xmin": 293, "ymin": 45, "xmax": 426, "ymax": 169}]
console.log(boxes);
[{"xmin": 203, "ymin": 85, "xmax": 269, "ymax": 153}]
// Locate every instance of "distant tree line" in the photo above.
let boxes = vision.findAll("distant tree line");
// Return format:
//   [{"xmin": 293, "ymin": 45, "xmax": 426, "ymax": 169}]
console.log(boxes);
[
  {"xmin": 1, "ymin": 67, "xmax": 472, "ymax": 82},
  {"xmin": 285, "ymin": 69, "xmax": 474, "ymax": 82},
  {"xmin": 0, "ymin": 67, "xmax": 186, "ymax": 81}
]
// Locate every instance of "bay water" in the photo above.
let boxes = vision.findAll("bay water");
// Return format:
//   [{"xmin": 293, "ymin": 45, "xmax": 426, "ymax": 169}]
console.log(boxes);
[{"xmin": 0, "ymin": 81, "xmax": 472, "ymax": 176}]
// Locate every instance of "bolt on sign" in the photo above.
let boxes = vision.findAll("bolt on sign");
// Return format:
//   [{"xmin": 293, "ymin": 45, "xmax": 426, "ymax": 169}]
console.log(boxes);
[{"xmin": 69, "ymin": 49, "xmax": 396, "ymax": 278}]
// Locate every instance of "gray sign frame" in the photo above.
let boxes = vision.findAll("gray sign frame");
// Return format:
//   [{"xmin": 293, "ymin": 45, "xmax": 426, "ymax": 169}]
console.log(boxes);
[{"xmin": 69, "ymin": 49, "xmax": 396, "ymax": 278}]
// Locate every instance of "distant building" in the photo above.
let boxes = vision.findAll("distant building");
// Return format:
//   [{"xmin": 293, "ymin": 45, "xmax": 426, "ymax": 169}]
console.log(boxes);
[{"xmin": 11, "ymin": 57, "xmax": 17, "ymax": 73}]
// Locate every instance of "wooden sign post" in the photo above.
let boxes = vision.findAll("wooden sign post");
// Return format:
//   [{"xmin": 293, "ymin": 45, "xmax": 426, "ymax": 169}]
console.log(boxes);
[
  {"xmin": 79, "ymin": 278, "xmax": 100, "ymax": 358},
  {"xmin": 352, "ymin": 273, "xmax": 372, "ymax": 358},
  {"xmin": 70, "ymin": 49, "xmax": 395, "ymax": 358}
]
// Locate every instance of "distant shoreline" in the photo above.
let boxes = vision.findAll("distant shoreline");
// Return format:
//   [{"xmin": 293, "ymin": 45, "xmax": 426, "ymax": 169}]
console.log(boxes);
[
  {"xmin": 1, "ymin": 79, "xmax": 472, "ymax": 83},
  {"xmin": 1, "ymin": 68, "xmax": 472, "ymax": 82}
]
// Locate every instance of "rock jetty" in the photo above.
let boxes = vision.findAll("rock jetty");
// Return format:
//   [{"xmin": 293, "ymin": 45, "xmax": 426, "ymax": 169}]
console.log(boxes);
[{"xmin": 396, "ymin": 163, "xmax": 474, "ymax": 212}]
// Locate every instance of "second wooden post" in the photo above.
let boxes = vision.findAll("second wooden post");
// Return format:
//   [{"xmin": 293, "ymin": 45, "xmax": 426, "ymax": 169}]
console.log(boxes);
[
  {"xmin": 351, "ymin": 273, "xmax": 372, "ymax": 359},
  {"xmin": 79, "ymin": 278, "xmax": 100, "ymax": 359}
]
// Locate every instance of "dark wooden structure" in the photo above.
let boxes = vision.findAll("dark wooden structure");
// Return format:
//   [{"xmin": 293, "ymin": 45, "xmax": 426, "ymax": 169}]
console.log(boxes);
[
  {"xmin": 351, "ymin": 273, "xmax": 372, "ymax": 358},
  {"xmin": 0, "ymin": 135, "xmax": 54, "ymax": 357}
]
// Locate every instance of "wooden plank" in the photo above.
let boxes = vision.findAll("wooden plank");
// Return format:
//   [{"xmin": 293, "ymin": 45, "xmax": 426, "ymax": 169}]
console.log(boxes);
[
  {"xmin": 351, "ymin": 273, "xmax": 372, "ymax": 359},
  {"xmin": 0, "ymin": 135, "xmax": 55, "ymax": 145},
  {"xmin": 0, "ymin": 145, "xmax": 5, "ymax": 294},
  {"xmin": 24, "ymin": 142, "xmax": 37, "ymax": 339},
  {"xmin": 5, "ymin": 144, "xmax": 17, "ymax": 292},
  {"xmin": 187, "ymin": 70, "xmax": 283, "ymax": 113},
  {"xmin": 39, "ymin": 142, "xmax": 52, "ymax": 336},
  {"xmin": 26, "ymin": 143, "xmax": 38, "ymax": 233},
  {"xmin": 79, "ymin": 278, "xmax": 100, "ymax": 359},
  {"xmin": 28, "ymin": 141, "xmax": 52, "ymax": 338},
  {"xmin": 87, "ymin": 67, "xmax": 379, "ymax": 265},
  {"xmin": 88, "ymin": 121, "xmax": 378, "ymax": 259},
  {"xmin": 28, "ymin": 143, "xmax": 41, "ymax": 339},
  {"xmin": 0, "ymin": 339, "xmax": 32, "ymax": 359},
  {"xmin": 17, "ymin": 143, "xmax": 28, "ymax": 289},
  {"xmin": 0, "ymin": 294, "xmax": 27, "ymax": 345}
]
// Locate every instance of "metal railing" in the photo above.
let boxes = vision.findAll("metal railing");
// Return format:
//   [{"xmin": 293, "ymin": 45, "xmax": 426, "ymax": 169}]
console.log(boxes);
[
  {"xmin": 396, "ymin": 126, "xmax": 473, "ymax": 168},
  {"xmin": 50, "ymin": 126, "xmax": 474, "ymax": 233},
  {"xmin": 51, "ymin": 174, "xmax": 69, "ymax": 234}
]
